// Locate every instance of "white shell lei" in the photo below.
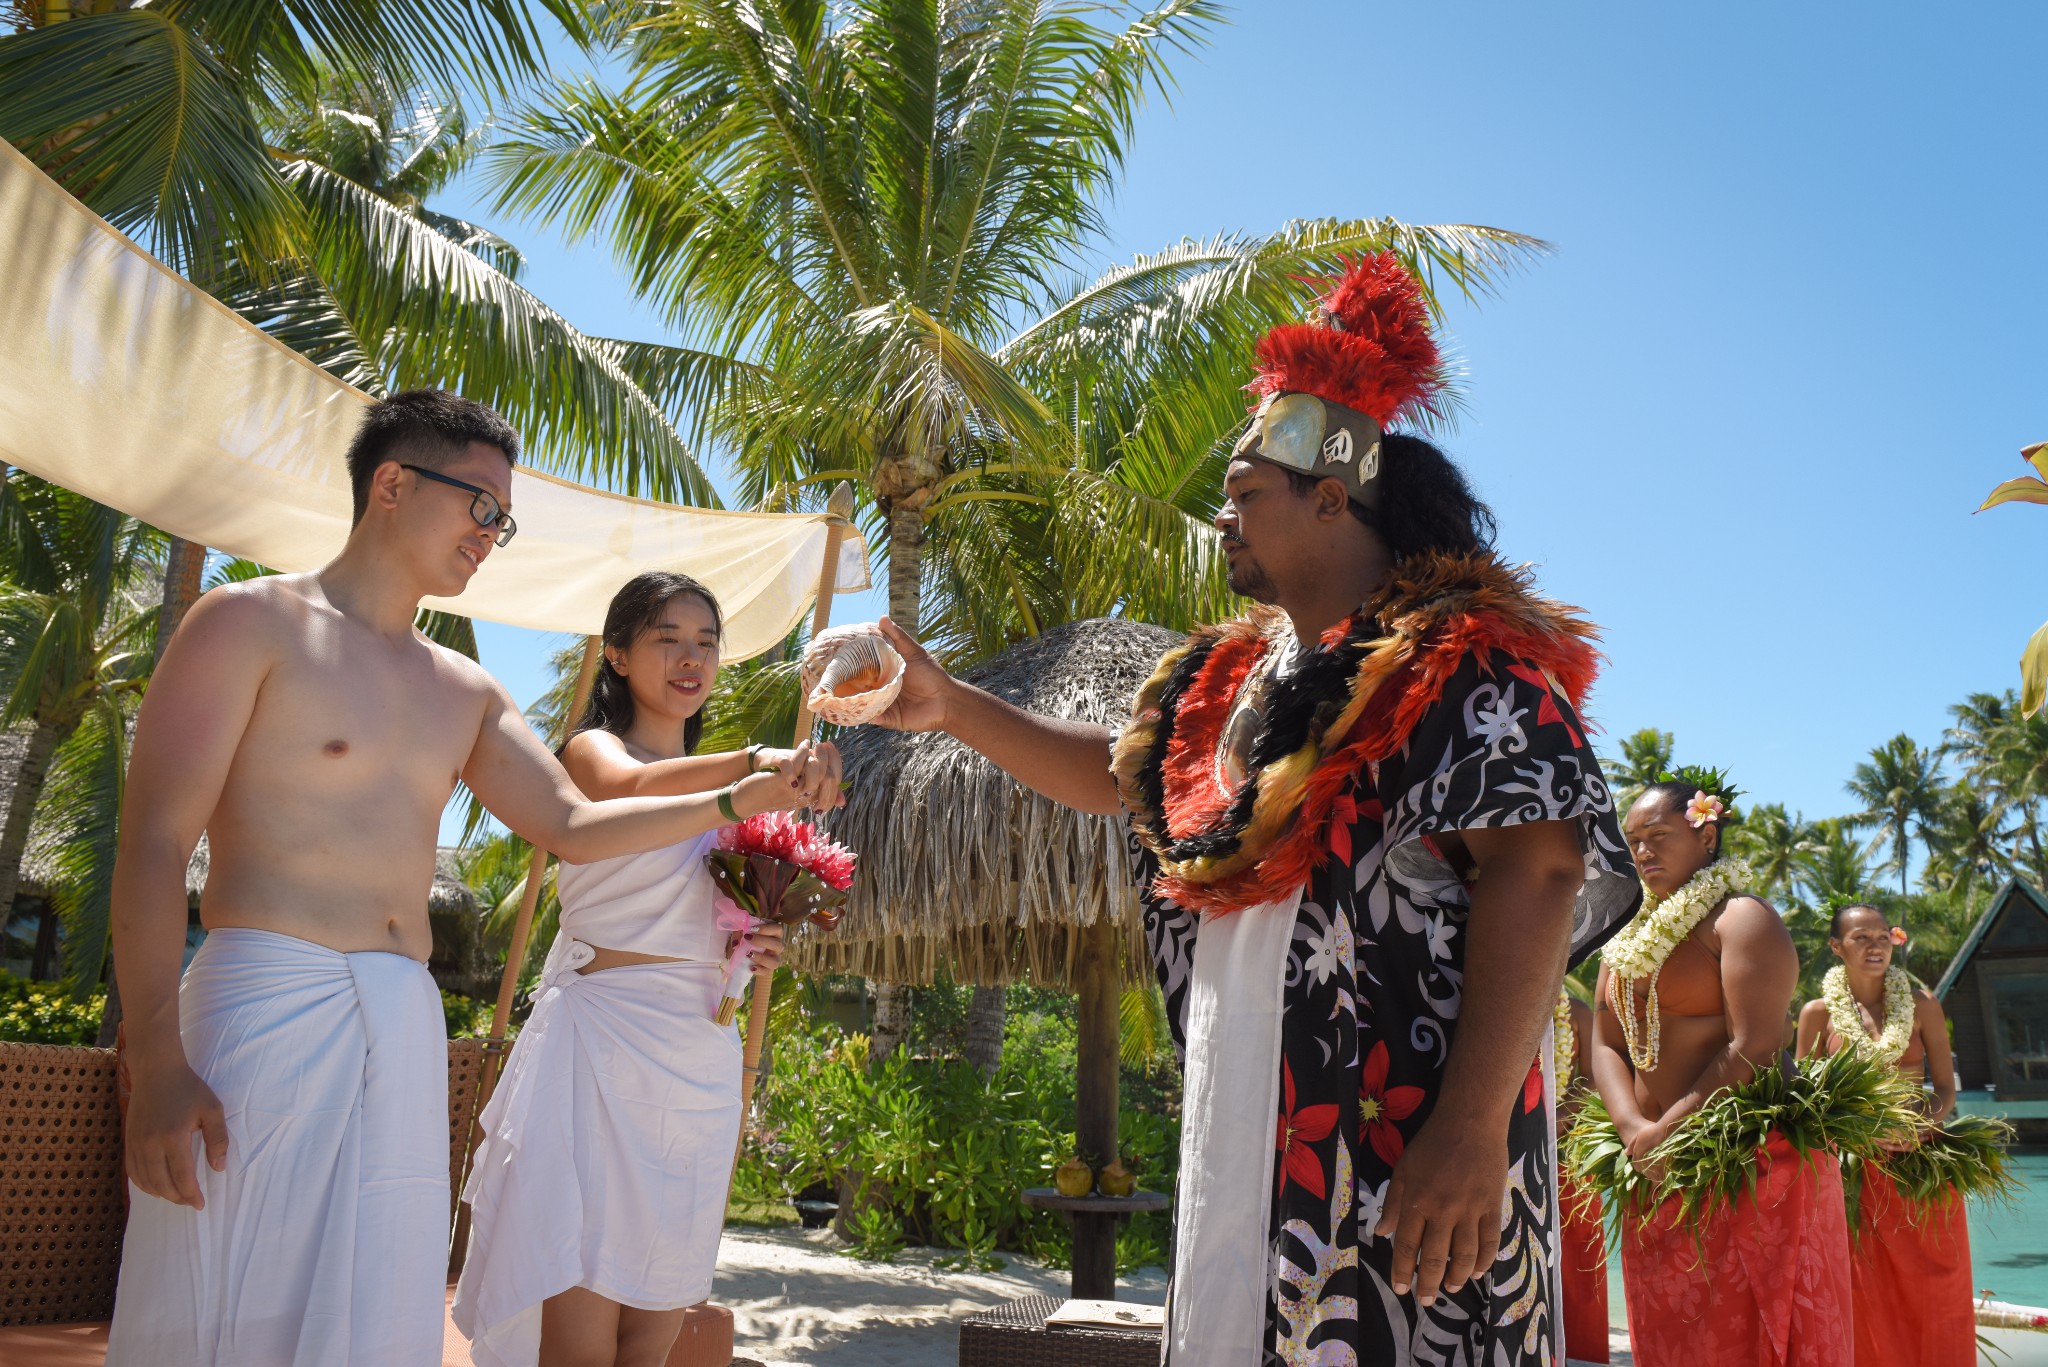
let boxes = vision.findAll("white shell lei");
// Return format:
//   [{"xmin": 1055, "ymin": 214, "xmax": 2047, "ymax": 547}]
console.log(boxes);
[
  {"xmin": 1603, "ymin": 859, "xmax": 1753, "ymax": 1071},
  {"xmin": 1822, "ymin": 964, "xmax": 1916, "ymax": 1064}
]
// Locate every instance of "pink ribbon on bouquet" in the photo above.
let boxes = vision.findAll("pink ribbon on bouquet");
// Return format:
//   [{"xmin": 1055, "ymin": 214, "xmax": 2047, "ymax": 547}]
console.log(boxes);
[{"xmin": 714, "ymin": 892, "xmax": 764, "ymax": 1015}]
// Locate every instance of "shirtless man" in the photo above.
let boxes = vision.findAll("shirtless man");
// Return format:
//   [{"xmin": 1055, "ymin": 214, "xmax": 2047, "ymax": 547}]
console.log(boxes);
[
  {"xmin": 1589, "ymin": 775, "xmax": 1851, "ymax": 1367},
  {"xmin": 104, "ymin": 390, "xmax": 839, "ymax": 1367}
]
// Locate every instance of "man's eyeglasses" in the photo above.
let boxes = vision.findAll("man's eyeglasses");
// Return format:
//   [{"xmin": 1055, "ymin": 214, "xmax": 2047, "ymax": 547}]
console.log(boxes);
[{"xmin": 401, "ymin": 465, "xmax": 518, "ymax": 547}]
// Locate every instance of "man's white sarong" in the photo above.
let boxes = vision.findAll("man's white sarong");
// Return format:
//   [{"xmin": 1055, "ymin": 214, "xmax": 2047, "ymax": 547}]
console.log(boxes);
[
  {"xmin": 453, "ymin": 943, "xmax": 741, "ymax": 1367},
  {"xmin": 104, "ymin": 927, "xmax": 449, "ymax": 1367}
]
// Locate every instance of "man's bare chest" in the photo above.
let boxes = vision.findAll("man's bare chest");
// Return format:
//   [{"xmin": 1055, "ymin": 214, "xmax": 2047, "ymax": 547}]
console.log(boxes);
[{"xmin": 239, "ymin": 648, "xmax": 480, "ymax": 794}]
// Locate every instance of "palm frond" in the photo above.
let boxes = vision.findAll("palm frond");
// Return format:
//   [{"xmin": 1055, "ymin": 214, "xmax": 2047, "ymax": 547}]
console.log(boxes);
[
  {"xmin": 34, "ymin": 698, "xmax": 128, "ymax": 995},
  {"xmin": 0, "ymin": 9, "xmax": 301, "ymax": 276},
  {"xmin": 285, "ymin": 158, "xmax": 716, "ymax": 502}
]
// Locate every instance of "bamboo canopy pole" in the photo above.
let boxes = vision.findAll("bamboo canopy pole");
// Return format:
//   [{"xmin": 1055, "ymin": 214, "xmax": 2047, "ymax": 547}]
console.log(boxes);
[{"xmin": 732, "ymin": 481, "xmax": 856, "ymax": 1167}]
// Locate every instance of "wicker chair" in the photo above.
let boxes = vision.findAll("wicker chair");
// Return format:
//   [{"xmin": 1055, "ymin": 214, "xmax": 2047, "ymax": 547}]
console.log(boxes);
[
  {"xmin": 958, "ymin": 1295, "xmax": 1163, "ymax": 1367},
  {"xmin": 0, "ymin": 1037, "xmax": 491, "ymax": 1330},
  {"xmin": 0, "ymin": 1043, "xmax": 125, "ymax": 1328}
]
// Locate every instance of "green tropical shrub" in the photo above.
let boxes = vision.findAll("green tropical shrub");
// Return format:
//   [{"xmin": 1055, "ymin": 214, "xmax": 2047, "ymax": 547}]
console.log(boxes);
[
  {"xmin": 0, "ymin": 972, "xmax": 105, "ymax": 1044},
  {"xmin": 735, "ymin": 1000, "xmax": 1179, "ymax": 1275}
]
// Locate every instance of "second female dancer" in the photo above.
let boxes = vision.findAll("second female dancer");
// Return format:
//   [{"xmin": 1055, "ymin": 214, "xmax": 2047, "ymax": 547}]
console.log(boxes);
[
  {"xmin": 1797, "ymin": 903, "xmax": 1976, "ymax": 1367},
  {"xmin": 453, "ymin": 571, "xmax": 844, "ymax": 1367}
]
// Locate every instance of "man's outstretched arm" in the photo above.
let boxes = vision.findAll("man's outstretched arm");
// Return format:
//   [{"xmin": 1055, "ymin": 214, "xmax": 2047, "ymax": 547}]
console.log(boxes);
[
  {"xmin": 460, "ymin": 677, "xmax": 823, "ymax": 861},
  {"xmin": 871, "ymin": 618, "xmax": 1122, "ymax": 816}
]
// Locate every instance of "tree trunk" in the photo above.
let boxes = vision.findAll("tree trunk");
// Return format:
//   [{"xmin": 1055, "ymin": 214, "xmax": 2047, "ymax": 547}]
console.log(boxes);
[
  {"xmin": 866, "ymin": 491, "xmax": 929, "ymax": 1064},
  {"xmin": 963, "ymin": 984, "xmax": 1006, "ymax": 1076},
  {"xmin": 0, "ymin": 721, "xmax": 65, "ymax": 934},
  {"xmin": 868, "ymin": 981, "xmax": 913, "ymax": 1063},
  {"xmin": 158, "ymin": 535, "xmax": 207, "ymax": 654},
  {"xmin": 30, "ymin": 903, "xmax": 57, "ymax": 980},
  {"xmin": 97, "ymin": 533, "xmax": 207, "ymax": 1045}
]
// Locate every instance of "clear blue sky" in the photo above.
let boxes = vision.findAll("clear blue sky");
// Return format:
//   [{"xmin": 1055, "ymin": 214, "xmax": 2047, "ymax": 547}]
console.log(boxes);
[{"xmin": 437, "ymin": 1, "xmax": 2048, "ymax": 843}]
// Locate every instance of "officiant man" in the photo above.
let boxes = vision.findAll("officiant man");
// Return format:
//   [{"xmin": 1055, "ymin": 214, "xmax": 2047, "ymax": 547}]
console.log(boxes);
[{"xmin": 872, "ymin": 255, "xmax": 1637, "ymax": 1365}]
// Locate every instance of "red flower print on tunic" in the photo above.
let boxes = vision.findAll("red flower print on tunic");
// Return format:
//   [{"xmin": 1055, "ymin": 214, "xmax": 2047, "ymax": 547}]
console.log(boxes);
[
  {"xmin": 1360, "ymin": 1041, "xmax": 1424, "ymax": 1167},
  {"xmin": 1277, "ymin": 1058, "xmax": 1340, "ymax": 1198}
]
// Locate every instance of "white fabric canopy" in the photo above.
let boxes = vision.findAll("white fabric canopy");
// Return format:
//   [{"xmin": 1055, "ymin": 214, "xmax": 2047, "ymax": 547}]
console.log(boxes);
[{"xmin": 0, "ymin": 140, "xmax": 868, "ymax": 660}]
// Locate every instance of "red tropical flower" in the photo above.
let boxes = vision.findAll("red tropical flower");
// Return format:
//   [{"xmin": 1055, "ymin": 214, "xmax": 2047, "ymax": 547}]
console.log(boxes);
[
  {"xmin": 1276, "ymin": 1059, "xmax": 1340, "ymax": 1198},
  {"xmin": 1359, "ymin": 1041, "xmax": 1425, "ymax": 1167}
]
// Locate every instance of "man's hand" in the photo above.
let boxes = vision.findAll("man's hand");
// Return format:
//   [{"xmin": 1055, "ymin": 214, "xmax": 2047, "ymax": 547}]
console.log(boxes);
[
  {"xmin": 1622, "ymin": 1115, "xmax": 1669, "ymax": 1164},
  {"xmin": 125, "ymin": 1059, "xmax": 230, "ymax": 1209},
  {"xmin": 735, "ymin": 742, "xmax": 832, "ymax": 815},
  {"xmin": 871, "ymin": 617, "xmax": 955, "ymax": 732},
  {"xmin": 1375, "ymin": 1110, "xmax": 1509, "ymax": 1306},
  {"xmin": 756, "ymin": 740, "xmax": 845, "ymax": 809}
]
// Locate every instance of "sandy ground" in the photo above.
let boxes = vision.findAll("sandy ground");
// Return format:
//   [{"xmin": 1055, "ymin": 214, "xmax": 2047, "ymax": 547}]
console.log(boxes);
[{"xmin": 714, "ymin": 1227, "xmax": 1165, "ymax": 1366}]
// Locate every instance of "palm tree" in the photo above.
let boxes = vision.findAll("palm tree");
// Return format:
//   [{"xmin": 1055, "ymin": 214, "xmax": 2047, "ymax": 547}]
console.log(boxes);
[
  {"xmin": 0, "ymin": 0, "xmax": 574, "ymax": 282},
  {"xmin": 1920, "ymin": 779, "xmax": 2013, "ymax": 904},
  {"xmin": 1725, "ymin": 801, "xmax": 1816, "ymax": 905},
  {"xmin": 1845, "ymin": 734, "xmax": 1945, "ymax": 893},
  {"xmin": 1602, "ymin": 728, "xmax": 1675, "ymax": 806},
  {"xmin": 485, "ymin": 0, "xmax": 1547, "ymax": 1058},
  {"xmin": 244, "ymin": 66, "xmax": 717, "ymax": 499},
  {"xmin": 0, "ymin": 472, "xmax": 159, "ymax": 992}
]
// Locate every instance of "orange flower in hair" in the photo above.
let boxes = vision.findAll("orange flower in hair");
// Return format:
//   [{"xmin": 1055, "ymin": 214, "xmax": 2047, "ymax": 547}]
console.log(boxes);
[{"xmin": 1684, "ymin": 791, "xmax": 1725, "ymax": 828}]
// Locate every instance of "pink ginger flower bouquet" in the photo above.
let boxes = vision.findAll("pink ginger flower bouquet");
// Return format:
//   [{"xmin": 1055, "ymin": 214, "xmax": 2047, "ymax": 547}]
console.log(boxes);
[{"xmin": 706, "ymin": 811, "xmax": 856, "ymax": 1023}]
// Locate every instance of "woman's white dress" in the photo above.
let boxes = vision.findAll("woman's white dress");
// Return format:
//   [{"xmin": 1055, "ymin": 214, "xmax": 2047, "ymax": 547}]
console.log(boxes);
[{"xmin": 451, "ymin": 831, "xmax": 742, "ymax": 1367}]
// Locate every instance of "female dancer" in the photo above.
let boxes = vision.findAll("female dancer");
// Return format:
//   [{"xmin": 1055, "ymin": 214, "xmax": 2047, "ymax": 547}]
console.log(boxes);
[
  {"xmin": 1797, "ymin": 904, "xmax": 1971, "ymax": 1367},
  {"xmin": 1588, "ymin": 773, "xmax": 1852, "ymax": 1367},
  {"xmin": 454, "ymin": 571, "xmax": 843, "ymax": 1367}
]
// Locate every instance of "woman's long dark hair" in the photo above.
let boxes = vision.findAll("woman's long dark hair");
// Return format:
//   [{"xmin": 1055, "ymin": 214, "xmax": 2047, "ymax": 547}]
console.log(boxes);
[{"xmin": 569, "ymin": 571, "xmax": 723, "ymax": 755}]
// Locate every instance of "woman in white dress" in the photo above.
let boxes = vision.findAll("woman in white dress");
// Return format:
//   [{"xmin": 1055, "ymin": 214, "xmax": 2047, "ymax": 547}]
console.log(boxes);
[{"xmin": 454, "ymin": 571, "xmax": 843, "ymax": 1367}]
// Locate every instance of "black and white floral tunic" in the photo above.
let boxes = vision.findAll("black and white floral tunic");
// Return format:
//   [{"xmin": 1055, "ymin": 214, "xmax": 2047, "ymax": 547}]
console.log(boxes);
[{"xmin": 1133, "ymin": 646, "xmax": 1636, "ymax": 1366}]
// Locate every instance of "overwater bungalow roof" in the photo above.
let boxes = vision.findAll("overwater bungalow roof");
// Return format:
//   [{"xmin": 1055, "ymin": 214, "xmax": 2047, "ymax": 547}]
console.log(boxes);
[{"xmin": 1934, "ymin": 876, "xmax": 2048, "ymax": 998}]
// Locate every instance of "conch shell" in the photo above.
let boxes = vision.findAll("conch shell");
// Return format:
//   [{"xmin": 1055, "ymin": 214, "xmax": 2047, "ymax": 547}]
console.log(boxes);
[{"xmin": 799, "ymin": 623, "xmax": 905, "ymax": 726}]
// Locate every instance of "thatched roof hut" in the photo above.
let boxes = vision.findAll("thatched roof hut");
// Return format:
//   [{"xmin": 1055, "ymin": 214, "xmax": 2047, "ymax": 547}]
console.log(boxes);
[{"xmin": 792, "ymin": 616, "xmax": 1182, "ymax": 990}]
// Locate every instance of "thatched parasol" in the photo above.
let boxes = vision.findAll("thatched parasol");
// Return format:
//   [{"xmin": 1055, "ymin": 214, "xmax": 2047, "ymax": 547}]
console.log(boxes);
[
  {"xmin": 792, "ymin": 615, "xmax": 1184, "ymax": 1301},
  {"xmin": 792, "ymin": 615, "xmax": 1182, "ymax": 990}
]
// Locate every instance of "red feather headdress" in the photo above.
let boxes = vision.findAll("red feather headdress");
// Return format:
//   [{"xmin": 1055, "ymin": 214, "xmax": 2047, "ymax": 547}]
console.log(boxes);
[{"xmin": 1249, "ymin": 252, "xmax": 1444, "ymax": 428}]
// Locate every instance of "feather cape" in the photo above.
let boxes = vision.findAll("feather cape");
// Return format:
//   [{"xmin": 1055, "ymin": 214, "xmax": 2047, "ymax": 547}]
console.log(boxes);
[{"xmin": 1111, "ymin": 549, "xmax": 1604, "ymax": 916}]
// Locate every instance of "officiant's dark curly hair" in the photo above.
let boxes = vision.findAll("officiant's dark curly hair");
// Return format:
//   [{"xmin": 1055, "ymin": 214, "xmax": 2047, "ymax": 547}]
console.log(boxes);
[{"xmin": 569, "ymin": 571, "xmax": 724, "ymax": 756}]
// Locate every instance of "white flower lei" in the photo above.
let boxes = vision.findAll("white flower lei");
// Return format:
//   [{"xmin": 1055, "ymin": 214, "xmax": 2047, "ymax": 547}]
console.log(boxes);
[
  {"xmin": 1822, "ymin": 964, "xmax": 1916, "ymax": 1064},
  {"xmin": 1603, "ymin": 858, "xmax": 1752, "ymax": 1070}
]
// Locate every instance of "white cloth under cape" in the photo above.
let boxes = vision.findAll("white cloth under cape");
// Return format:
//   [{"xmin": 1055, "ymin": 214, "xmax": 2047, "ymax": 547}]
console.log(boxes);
[
  {"xmin": 1166, "ymin": 890, "xmax": 1298, "ymax": 1364},
  {"xmin": 104, "ymin": 927, "xmax": 449, "ymax": 1367},
  {"xmin": 452, "ymin": 939, "xmax": 742, "ymax": 1367}
]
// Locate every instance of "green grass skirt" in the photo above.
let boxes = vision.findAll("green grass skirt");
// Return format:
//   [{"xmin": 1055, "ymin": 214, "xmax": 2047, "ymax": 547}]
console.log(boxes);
[{"xmin": 1562, "ymin": 1050, "xmax": 1923, "ymax": 1241}]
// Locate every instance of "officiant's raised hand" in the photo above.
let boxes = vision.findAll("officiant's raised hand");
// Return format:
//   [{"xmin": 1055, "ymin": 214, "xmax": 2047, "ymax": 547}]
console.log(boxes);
[
  {"xmin": 871, "ymin": 617, "xmax": 955, "ymax": 732},
  {"xmin": 870, "ymin": 616, "xmax": 1121, "ymax": 815}
]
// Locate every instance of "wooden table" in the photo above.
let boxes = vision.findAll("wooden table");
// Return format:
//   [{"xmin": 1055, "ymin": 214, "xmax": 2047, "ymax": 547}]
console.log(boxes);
[{"xmin": 1020, "ymin": 1188, "xmax": 1170, "ymax": 1301}]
